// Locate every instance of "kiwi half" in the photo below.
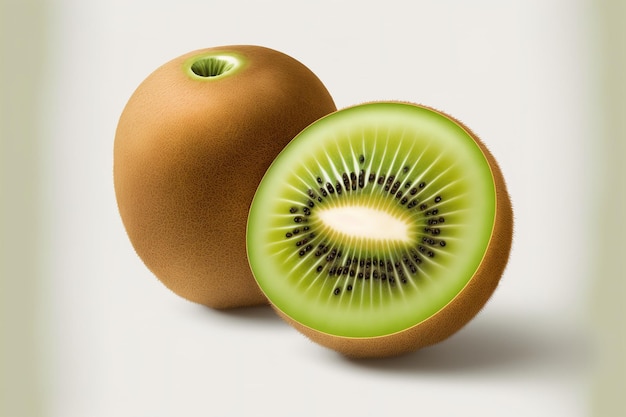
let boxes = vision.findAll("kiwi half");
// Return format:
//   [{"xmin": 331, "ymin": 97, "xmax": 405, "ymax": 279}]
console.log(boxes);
[
  {"xmin": 114, "ymin": 45, "xmax": 336, "ymax": 308},
  {"xmin": 246, "ymin": 102, "xmax": 513, "ymax": 357}
]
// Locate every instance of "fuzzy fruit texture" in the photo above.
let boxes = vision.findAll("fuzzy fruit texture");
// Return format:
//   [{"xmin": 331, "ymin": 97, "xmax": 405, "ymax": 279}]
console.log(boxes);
[{"xmin": 114, "ymin": 45, "xmax": 336, "ymax": 308}]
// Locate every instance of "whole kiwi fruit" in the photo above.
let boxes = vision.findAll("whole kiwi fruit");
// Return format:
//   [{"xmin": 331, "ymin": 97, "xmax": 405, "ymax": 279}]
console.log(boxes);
[
  {"xmin": 114, "ymin": 45, "xmax": 336, "ymax": 308},
  {"xmin": 246, "ymin": 101, "xmax": 513, "ymax": 357}
]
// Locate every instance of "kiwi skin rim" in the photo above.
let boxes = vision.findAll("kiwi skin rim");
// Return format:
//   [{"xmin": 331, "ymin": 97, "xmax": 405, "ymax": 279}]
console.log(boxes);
[{"xmin": 265, "ymin": 102, "xmax": 514, "ymax": 358}]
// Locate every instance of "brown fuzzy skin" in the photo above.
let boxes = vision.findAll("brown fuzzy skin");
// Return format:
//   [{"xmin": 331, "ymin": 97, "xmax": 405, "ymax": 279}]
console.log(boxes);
[
  {"xmin": 273, "ymin": 103, "xmax": 513, "ymax": 358},
  {"xmin": 114, "ymin": 45, "xmax": 336, "ymax": 308}
]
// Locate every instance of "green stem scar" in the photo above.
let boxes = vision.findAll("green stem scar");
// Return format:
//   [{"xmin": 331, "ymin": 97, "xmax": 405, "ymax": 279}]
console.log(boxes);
[{"xmin": 184, "ymin": 52, "xmax": 246, "ymax": 80}]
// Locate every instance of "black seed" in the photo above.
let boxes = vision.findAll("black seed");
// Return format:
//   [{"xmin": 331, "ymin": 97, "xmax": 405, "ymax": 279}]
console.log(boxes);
[
  {"xmin": 349, "ymin": 270, "xmax": 355, "ymax": 277},
  {"xmin": 373, "ymin": 270, "xmax": 379, "ymax": 279},
  {"xmin": 294, "ymin": 216, "xmax": 303, "ymax": 223},
  {"xmin": 427, "ymin": 251, "xmax": 435, "ymax": 258},
  {"xmin": 303, "ymin": 207, "xmax": 311, "ymax": 215},
  {"xmin": 387, "ymin": 175, "xmax": 395, "ymax": 184},
  {"xmin": 359, "ymin": 259, "xmax": 365, "ymax": 267},
  {"xmin": 334, "ymin": 288, "xmax": 340, "ymax": 295},
  {"xmin": 432, "ymin": 209, "xmax": 439, "ymax": 215},
  {"xmin": 395, "ymin": 191, "xmax": 403, "ymax": 199},
  {"xmin": 316, "ymin": 265, "xmax": 324, "ymax": 272},
  {"xmin": 319, "ymin": 187, "xmax": 328, "ymax": 197},
  {"xmin": 328, "ymin": 267, "xmax": 336, "ymax": 276},
  {"xmin": 405, "ymin": 181, "xmax": 411, "ymax": 188},
  {"xmin": 299, "ymin": 250, "xmax": 306, "ymax": 256},
  {"xmin": 440, "ymin": 240, "xmax": 447, "ymax": 247},
  {"xmin": 342, "ymin": 268, "xmax": 349, "ymax": 276},
  {"xmin": 326, "ymin": 183, "xmax": 334, "ymax": 194},
  {"xmin": 359, "ymin": 154, "xmax": 365, "ymax": 164},
  {"xmin": 401, "ymin": 197, "xmax": 408, "ymax": 205},
  {"xmin": 434, "ymin": 196, "xmax": 442, "ymax": 203},
  {"xmin": 305, "ymin": 244, "xmax": 312, "ymax": 252},
  {"xmin": 391, "ymin": 182, "xmax": 401, "ymax": 194},
  {"xmin": 402, "ymin": 278, "xmax": 408, "ymax": 284},
  {"xmin": 420, "ymin": 204, "xmax": 428, "ymax": 211},
  {"xmin": 381, "ymin": 273, "xmax": 387, "ymax": 281},
  {"xmin": 289, "ymin": 207, "xmax": 298, "ymax": 213},
  {"xmin": 315, "ymin": 251, "xmax": 322, "ymax": 257},
  {"xmin": 317, "ymin": 177, "xmax": 322, "ymax": 184},
  {"xmin": 285, "ymin": 232, "xmax": 293, "ymax": 238},
  {"xmin": 303, "ymin": 226, "xmax": 310, "ymax": 231},
  {"xmin": 318, "ymin": 197, "xmax": 323, "ymax": 202},
  {"xmin": 403, "ymin": 166, "xmax": 410, "ymax": 173},
  {"xmin": 369, "ymin": 173, "xmax": 376, "ymax": 183},
  {"xmin": 439, "ymin": 217, "xmax": 445, "ymax": 223},
  {"xmin": 384, "ymin": 185, "xmax": 390, "ymax": 191},
  {"xmin": 431, "ymin": 228, "xmax": 441, "ymax": 235},
  {"xmin": 308, "ymin": 200, "xmax": 315, "ymax": 208},
  {"xmin": 337, "ymin": 250, "xmax": 342, "ymax": 257},
  {"xmin": 336, "ymin": 183, "xmax": 342, "ymax": 195},
  {"xmin": 336, "ymin": 267, "xmax": 343, "ymax": 275},
  {"xmin": 419, "ymin": 181, "xmax": 426, "ymax": 188},
  {"xmin": 308, "ymin": 189, "xmax": 315, "ymax": 198},
  {"xmin": 372, "ymin": 259, "xmax": 378, "ymax": 266},
  {"xmin": 429, "ymin": 219, "xmax": 439, "ymax": 225},
  {"xmin": 389, "ymin": 277, "xmax": 396, "ymax": 284},
  {"xmin": 378, "ymin": 175, "xmax": 385, "ymax": 185},
  {"xmin": 410, "ymin": 188, "xmax": 418, "ymax": 195},
  {"xmin": 347, "ymin": 284, "xmax": 353, "ymax": 291},
  {"xmin": 293, "ymin": 228, "xmax": 300, "ymax": 234},
  {"xmin": 357, "ymin": 272, "xmax": 364, "ymax": 279},
  {"xmin": 296, "ymin": 240, "xmax": 302, "ymax": 247}
]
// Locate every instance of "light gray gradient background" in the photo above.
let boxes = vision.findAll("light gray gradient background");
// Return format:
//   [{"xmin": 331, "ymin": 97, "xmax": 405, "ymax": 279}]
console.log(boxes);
[{"xmin": 2, "ymin": 1, "xmax": 623, "ymax": 416}]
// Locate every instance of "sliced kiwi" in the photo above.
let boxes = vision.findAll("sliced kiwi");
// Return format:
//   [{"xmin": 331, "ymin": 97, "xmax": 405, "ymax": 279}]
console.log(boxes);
[{"xmin": 246, "ymin": 101, "xmax": 513, "ymax": 358}]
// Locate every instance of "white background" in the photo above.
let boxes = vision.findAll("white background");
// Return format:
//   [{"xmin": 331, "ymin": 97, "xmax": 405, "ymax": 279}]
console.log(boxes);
[{"xmin": 7, "ymin": 0, "xmax": 606, "ymax": 416}]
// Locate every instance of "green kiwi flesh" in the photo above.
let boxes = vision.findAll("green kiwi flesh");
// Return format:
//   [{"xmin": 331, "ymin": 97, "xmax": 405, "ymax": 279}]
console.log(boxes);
[{"xmin": 246, "ymin": 102, "xmax": 513, "ymax": 357}]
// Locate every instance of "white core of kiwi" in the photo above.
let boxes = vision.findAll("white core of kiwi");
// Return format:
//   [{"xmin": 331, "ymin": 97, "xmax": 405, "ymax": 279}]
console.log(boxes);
[{"xmin": 317, "ymin": 205, "xmax": 412, "ymax": 243}]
